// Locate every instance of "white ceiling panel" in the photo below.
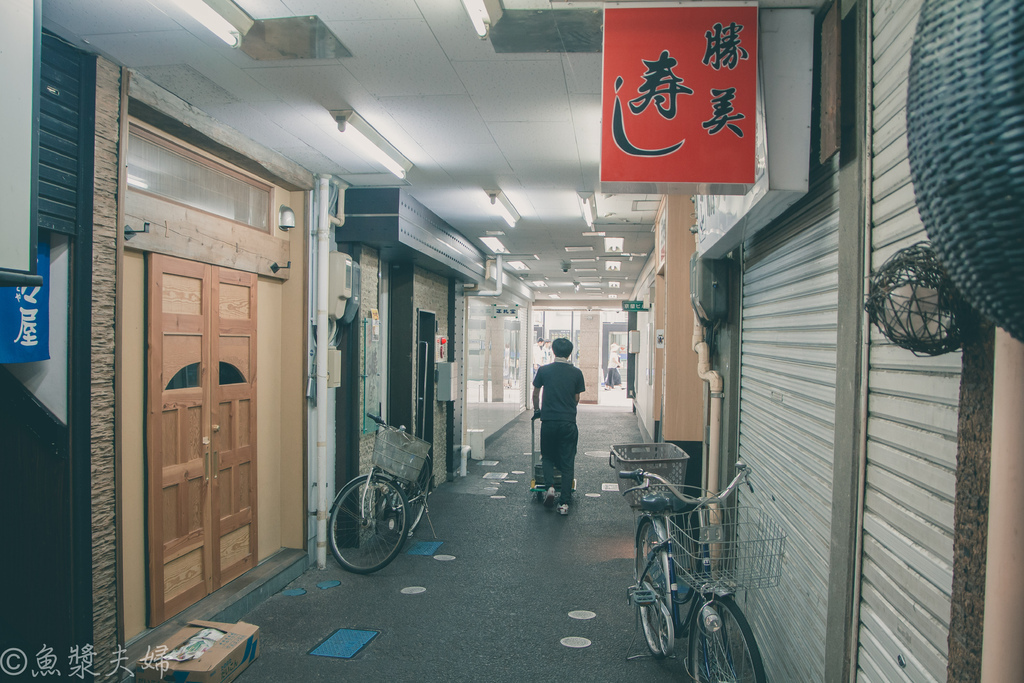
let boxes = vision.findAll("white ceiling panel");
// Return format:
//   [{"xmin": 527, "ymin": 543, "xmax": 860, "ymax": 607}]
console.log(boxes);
[
  {"xmin": 329, "ymin": 19, "xmax": 466, "ymax": 97},
  {"xmin": 453, "ymin": 59, "xmax": 572, "ymax": 123},
  {"xmin": 201, "ymin": 102, "xmax": 306, "ymax": 149},
  {"xmin": 488, "ymin": 121, "xmax": 581, "ymax": 184},
  {"xmin": 379, "ymin": 95, "xmax": 493, "ymax": 147},
  {"xmin": 417, "ymin": 143, "xmax": 513, "ymax": 181},
  {"xmin": 245, "ymin": 64, "xmax": 367, "ymax": 111},
  {"xmin": 235, "ymin": 0, "xmax": 294, "ymax": 20},
  {"xmin": 279, "ymin": 0, "xmax": 423, "ymax": 22},
  {"xmin": 43, "ymin": 0, "xmax": 178, "ymax": 36},
  {"xmin": 561, "ymin": 53, "xmax": 603, "ymax": 95}
]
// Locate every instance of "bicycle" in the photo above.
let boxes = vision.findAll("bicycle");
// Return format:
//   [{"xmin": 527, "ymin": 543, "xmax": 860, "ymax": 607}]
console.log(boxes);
[
  {"xmin": 328, "ymin": 413, "xmax": 435, "ymax": 574},
  {"xmin": 616, "ymin": 459, "xmax": 785, "ymax": 683}
]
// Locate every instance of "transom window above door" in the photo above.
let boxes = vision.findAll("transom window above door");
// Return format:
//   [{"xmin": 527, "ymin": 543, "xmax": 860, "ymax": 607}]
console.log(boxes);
[{"xmin": 126, "ymin": 126, "xmax": 271, "ymax": 231}]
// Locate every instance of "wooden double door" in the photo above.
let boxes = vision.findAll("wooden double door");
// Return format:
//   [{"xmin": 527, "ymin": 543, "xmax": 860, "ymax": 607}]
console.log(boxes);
[{"xmin": 147, "ymin": 254, "xmax": 258, "ymax": 625}]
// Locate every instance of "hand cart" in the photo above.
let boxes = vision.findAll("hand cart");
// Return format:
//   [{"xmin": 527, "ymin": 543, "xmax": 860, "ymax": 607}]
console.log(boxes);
[{"xmin": 529, "ymin": 416, "xmax": 576, "ymax": 502}]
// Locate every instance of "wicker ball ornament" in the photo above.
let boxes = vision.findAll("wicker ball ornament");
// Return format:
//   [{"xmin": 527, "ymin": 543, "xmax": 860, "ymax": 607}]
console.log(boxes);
[
  {"xmin": 907, "ymin": 0, "xmax": 1024, "ymax": 342},
  {"xmin": 865, "ymin": 243, "xmax": 963, "ymax": 356}
]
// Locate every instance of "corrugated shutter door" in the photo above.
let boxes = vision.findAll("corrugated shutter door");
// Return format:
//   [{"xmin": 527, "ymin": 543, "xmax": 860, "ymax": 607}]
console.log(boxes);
[
  {"xmin": 856, "ymin": 0, "xmax": 958, "ymax": 680},
  {"xmin": 38, "ymin": 40, "xmax": 83, "ymax": 236},
  {"xmin": 737, "ymin": 157, "xmax": 840, "ymax": 682}
]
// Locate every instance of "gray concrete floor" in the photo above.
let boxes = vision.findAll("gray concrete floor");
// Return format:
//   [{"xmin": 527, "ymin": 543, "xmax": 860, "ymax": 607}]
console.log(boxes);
[{"xmin": 238, "ymin": 405, "xmax": 693, "ymax": 682}]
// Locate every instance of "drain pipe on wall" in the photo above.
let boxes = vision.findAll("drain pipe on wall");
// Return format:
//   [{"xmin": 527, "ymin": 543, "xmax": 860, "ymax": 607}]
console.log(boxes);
[
  {"xmin": 314, "ymin": 174, "xmax": 333, "ymax": 570},
  {"xmin": 980, "ymin": 330, "xmax": 1024, "ymax": 680},
  {"xmin": 465, "ymin": 255, "xmax": 504, "ymax": 297},
  {"xmin": 693, "ymin": 312, "xmax": 724, "ymax": 495}
]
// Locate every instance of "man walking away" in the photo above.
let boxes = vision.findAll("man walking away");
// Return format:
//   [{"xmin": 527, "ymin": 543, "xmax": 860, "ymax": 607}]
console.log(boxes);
[{"xmin": 532, "ymin": 337, "xmax": 586, "ymax": 515}]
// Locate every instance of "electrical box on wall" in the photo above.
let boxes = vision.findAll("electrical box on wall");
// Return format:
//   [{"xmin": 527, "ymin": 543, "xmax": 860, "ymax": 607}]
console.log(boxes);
[
  {"xmin": 690, "ymin": 253, "xmax": 729, "ymax": 323},
  {"xmin": 327, "ymin": 349, "xmax": 342, "ymax": 388},
  {"xmin": 435, "ymin": 334, "xmax": 448, "ymax": 362},
  {"xmin": 627, "ymin": 329, "xmax": 641, "ymax": 353},
  {"xmin": 328, "ymin": 252, "xmax": 353, "ymax": 320},
  {"xmin": 436, "ymin": 361, "xmax": 458, "ymax": 401}
]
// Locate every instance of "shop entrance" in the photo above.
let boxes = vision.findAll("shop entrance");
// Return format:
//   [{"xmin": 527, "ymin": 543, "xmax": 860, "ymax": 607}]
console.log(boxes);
[{"xmin": 146, "ymin": 254, "xmax": 259, "ymax": 625}]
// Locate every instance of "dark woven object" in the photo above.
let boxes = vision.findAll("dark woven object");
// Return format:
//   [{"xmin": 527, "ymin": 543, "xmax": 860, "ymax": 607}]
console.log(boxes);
[
  {"xmin": 865, "ymin": 243, "xmax": 963, "ymax": 356},
  {"xmin": 906, "ymin": 0, "xmax": 1024, "ymax": 342}
]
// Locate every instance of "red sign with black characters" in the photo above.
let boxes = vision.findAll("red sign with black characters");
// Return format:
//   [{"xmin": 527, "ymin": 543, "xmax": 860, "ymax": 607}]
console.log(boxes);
[{"xmin": 601, "ymin": 4, "xmax": 758, "ymax": 187}]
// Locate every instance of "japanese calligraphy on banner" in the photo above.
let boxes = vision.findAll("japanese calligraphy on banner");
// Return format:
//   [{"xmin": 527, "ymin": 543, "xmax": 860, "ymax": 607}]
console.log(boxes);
[
  {"xmin": 0, "ymin": 241, "xmax": 50, "ymax": 363},
  {"xmin": 601, "ymin": 3, "xmax": 758, "ymax": 192}
]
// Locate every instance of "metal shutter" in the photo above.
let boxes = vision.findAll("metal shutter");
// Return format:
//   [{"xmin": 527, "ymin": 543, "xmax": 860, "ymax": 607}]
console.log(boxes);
[
  {"xmin": 856, "ymin": 1, "xmax": 959, "ymax": 680},
  {"xmin": 737, "ymin": 156, "xmax": 840, "ymax": 682}
]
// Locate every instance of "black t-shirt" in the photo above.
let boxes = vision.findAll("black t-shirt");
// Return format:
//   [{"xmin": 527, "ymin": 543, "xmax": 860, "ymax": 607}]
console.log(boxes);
[{"xmin": 533, "ymin": 359, "xmax": 586, "ymax": 422}]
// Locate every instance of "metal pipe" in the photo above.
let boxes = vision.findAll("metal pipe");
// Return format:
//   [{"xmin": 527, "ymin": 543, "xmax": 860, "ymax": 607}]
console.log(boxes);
[
  {"xmin": 465, "ymin": 254, "xmax": 503, "ymax": 297},
  {"xmin": 693, "ymin": 312, "xmax": 724, "ymax": 495},
  {"xmin": 980, "ymin": 329, "xmax": 1024, "ymax": 680},
  {"xmin": 314, "ymin": 174, "xmax": 333, "ymax": 570}
]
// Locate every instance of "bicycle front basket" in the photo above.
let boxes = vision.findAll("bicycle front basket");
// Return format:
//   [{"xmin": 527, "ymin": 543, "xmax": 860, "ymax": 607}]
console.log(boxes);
[
  {"xmin": 610, "ymin": 443, "xmax": 689, "ymax": 508},
  {"xmin": 372, "ymin": 428, "xmax": 431, "ymax": 485},
  {"xmin": 669, "ymin": 504, "xmax": 786, "ymax": 593}
]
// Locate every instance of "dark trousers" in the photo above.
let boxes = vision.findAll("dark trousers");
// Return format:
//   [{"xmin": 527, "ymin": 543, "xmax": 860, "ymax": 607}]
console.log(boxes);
[{"xmin": 540, "ymin": 420, "xmax": 578, "ymax": 505}]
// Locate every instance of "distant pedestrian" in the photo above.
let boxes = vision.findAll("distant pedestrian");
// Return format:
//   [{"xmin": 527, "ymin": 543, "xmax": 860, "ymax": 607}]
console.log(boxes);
[
  {"xmin": 532, "ymin": 337, "xmax": 585, "ymax": 515},
  {"xmin": 605, "ymin": 344, "xmax": 622, "ymax": 390}
]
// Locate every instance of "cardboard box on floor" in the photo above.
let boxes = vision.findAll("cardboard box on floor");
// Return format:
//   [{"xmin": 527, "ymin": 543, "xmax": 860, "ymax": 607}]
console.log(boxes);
[{"xmin": 135, "ymin": 620, "xmax": 260, "ymax": 683}]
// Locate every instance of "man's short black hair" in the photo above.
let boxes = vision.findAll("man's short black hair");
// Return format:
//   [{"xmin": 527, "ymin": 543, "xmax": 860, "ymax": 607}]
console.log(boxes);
[{"xmin": 551, "ymin": 337, "xmax": 573, "ymax": 358}]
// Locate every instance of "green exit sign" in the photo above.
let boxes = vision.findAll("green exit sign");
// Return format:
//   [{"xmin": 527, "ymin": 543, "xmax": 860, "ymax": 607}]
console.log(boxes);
[{"xmin": 622, "ymin": 300, "xmax": 646, "ymax": 312}]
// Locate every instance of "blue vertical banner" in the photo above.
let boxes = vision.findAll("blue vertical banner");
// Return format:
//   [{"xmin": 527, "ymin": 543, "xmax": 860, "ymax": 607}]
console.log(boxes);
[{"xmin": 0, "ymin": 240, "xmax": 50, "ymax": 363}]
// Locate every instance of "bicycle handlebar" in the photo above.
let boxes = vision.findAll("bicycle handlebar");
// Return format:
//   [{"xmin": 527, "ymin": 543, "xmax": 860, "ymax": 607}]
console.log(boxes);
[
  {"xmin": 366, "ymin": 413, "xmax": 407, "ymax": 432},
  {"xmin": 620, "ymin": 462, "xmax": 754, "ymax": 508}
]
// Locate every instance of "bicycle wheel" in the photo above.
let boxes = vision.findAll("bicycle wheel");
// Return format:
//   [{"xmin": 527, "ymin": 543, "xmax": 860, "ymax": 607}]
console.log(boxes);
[
  {"xmin": 635, "ymin": 517, "xmax": 675, "ymax": 657},
  {"xmin": 688, "ymin": 595, "xmax": 766, "ymax": 683},
  {"xmin": 329, "ymin": 473, "xmax": 409, "ymax": 574},
  {"xmin": 405, "ymin": 457, "xmax": 434, "ymax": 536}
]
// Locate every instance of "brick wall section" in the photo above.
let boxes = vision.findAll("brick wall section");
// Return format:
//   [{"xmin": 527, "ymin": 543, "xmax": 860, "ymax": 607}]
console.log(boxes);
[
  {"xmin": 358, "ymin": 248, "xmax": 380, "ymax": 472},
  {"xmin": 413, "ymin": 267, "xmax": 450, "ymax": 486},
  {"xmin": 91, "ymin": 58, "xmax": 121, "ymax": 671}
]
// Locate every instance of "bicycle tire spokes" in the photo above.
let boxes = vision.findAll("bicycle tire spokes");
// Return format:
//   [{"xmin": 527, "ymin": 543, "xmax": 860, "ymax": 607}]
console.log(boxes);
[{"xmin": 329, "ymin": 475, "xmax": 409, "ymax": 574}]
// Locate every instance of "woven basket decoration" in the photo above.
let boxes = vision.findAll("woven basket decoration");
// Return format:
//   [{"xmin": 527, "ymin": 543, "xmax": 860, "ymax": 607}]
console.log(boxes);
[
  {"xmin": 906, "ymin": 0, "xmax": 1024, "ymax": 342},
  {"xmin": 865, "ymin": 243, "xmax": 963, "ymax": 356}
]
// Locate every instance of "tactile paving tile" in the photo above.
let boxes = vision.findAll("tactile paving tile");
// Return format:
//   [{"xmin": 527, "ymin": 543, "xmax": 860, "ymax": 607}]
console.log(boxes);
[
  {"xmin": 309, "ymin": 629, "xmax": 378, "ymax": 659},
  {"xmin": 406, "ymin": 541, "xmax": 443, "ymax": 555}
]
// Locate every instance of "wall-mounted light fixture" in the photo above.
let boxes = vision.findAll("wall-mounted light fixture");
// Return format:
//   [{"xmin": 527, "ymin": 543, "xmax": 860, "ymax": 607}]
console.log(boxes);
[
  {"xmin": 170, "ymin": 0, "xmax": 254, "ymax": 48},
  {"xmin": 278, "ymin": 205, "xmax": 296, "ymax": 231},
  {"xmin": 487, "ymin": 190, "xmax": 520, "ymax": 228},
  {"xmin": 578, "ymin": 192, "xmax": 597, "ymax": 228},
  {"xmin": 331, "ymin": 110, "xmax": 412, "ymax": 180},
  {"xmin": 460, "ymin": 0, "xmax": 504, "ymax": 38}
]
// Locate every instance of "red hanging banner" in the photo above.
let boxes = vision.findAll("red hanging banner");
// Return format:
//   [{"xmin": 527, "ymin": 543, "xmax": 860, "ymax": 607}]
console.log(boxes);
[{"xmin": 601, "ymin": 3, "xmax": 758, "ymax": 191}]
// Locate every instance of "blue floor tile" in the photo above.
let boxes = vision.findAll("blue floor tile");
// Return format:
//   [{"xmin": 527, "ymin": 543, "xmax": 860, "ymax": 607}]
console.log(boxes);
[
  {"xmin": 309, "ymin": 629, "xmax": 379, "ymax": 659},
  {"xmin": 406, "ymin": 541, "xmax": 443, "ymax": 555}
]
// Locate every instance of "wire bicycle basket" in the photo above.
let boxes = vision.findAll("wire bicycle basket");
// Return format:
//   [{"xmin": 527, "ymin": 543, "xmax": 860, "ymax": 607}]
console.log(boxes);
[
  {"xmin": 372, "ymin": 426, "xmax": 431, "ymax": 486},
  {"xmin": 610, "ymin": 443, "xmax": 690, "ymax": 508},
  {"xmin": 669, "ymin": 503, "xmax": 786, "ymax": 594}
]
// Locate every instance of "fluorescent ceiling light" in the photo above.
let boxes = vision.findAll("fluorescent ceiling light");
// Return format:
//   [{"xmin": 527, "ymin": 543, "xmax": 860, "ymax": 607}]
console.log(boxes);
[
  {"xmin": 331, "ymin": 110, "xmax": 412, "ymax": 179},
  {"xmin": 480, "ymin": 236, "xmax": 508, "ymax": 253},
  {"xmin": 565, "ymin": 245, "xmax": 594, "ymax": 253},
  {"xmin": 604, "ymin": 237, "xmax": 624, "ymax": 253},
  {"xmin": 609, "ymin": 281, "xmax": 621, "ymax": 288},
  {"xmin": 485, "ymin": 230, "xmax": 505, "ymax": 236},
  {"xmin": 507, "ymin": 260, "xmax": 530, "ymax": 271},
  {"xmin": 171, "ymin": 0, "xmax": 253, "ymax": 47},
  {"xmin": 574, "ymin": 268, "xmax": 597, "ymax": 272},
  {"xmin": 577, "ymin": 192, "xmax": 597, "ymax": 228},
  {"xmin": 570, "ymin": 258, "xmax": 597, "ymax": 263},
  {"xmin": 582, "ymin": 231, "xmax": 606, "ymax": 237},
  {"xmin": 606, "ymin": 261, "xmax": 621, "ymax": 271},
  {"xmin": 608, "ymin": 294, "xmax": 619, "ymax": 298},
  {"xmin": 460, "ymin": 0, "xmax": 503, "ymax": 38},
  {"xmin": 548, "ymin": 294, "xmax": 561, "ymax": 299},
  {"xmin": 531, "ymin": 281, "xmax": 548, "ymax": 287},
  {"xmin": 487, "ymin": 190, "xmax": 520, "ymax": 228}
]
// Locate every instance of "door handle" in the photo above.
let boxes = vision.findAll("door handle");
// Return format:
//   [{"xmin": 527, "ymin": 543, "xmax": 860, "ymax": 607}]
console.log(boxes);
[
  {"xmin": 203, "ymin": 437, "xmax": 211, "ymax": 482},
  {"xmin": 213, "ymin": 450, "xmax": 219, "ymax": 479},
  {"xmin": 212, "ymin": 424, "xmax": 220, "ymax": 432}
]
